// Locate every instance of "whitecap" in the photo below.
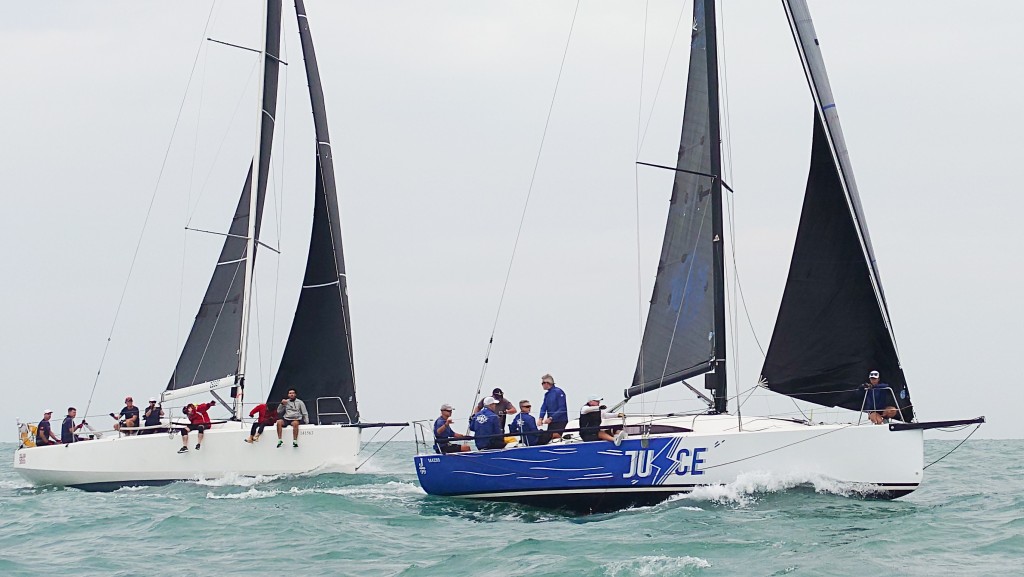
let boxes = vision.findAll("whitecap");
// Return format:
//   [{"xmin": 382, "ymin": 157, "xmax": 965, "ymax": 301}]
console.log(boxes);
[
  {"xmin": 206, "ymin": 487, "xmax": 279, "ymax": 500},
  {"xmin": 193, "ymin": 472, "xmax": 282, "ymax": 487},
  {"xmin": 604, "ymin": 555, "xmax": 711, "ymax": 576}
]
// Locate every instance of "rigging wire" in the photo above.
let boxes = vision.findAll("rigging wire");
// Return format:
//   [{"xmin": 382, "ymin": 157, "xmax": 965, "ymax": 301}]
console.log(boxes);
[
  {"xmin": 184, "ymin": 60, "xmax": 261, "ymax": 227},
  {"xmin": 922, "ymin": 424, "xmax": 982, "ymax": 470},
  {"xmin": 469, "ymin": 0, "xmax": 581, "ymax": 415},
  {"xmin": 265, "ymin": 21, "xmax": 291, "ymax": 401},
  {"xmin": 633, "ymin": 0, "xmax": 650, "ymax": 417},
  {"xmin": 84, "ymin": 3, "xmax": 219, "ymax": 418},
  {"xmin": 355, "ymin": 426, "xmax": 407, "ymax": 471},
  {"xmin": 636, "ymin": 1, "xmax": 690, "ymax": 158}
]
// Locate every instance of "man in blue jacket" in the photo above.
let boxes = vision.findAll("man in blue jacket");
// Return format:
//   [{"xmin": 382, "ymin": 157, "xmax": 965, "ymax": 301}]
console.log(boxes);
[
  {"xmin": 861, "ymin": 370, "xmax": 899, "ymax": 424},
  {"xmin": 537, "ymin": 373, "xmax": 567, "ymax": 445},
  {"xmin": 509, "ymin": 399, "xmax": 539, "ymax": 446},
  {"xmin": 469, "ymin": 397, "xmax": 505, "ymax": 450}
]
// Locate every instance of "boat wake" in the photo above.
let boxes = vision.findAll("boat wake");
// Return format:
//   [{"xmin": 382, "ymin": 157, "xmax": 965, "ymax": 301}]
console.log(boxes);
[
  {"xmin": 671, "ymin": 471, "xmax": 885, "ymax": 506},
  {"xmin": 203, "ymin": 480, "xmax": 423, "ymax": 502}
]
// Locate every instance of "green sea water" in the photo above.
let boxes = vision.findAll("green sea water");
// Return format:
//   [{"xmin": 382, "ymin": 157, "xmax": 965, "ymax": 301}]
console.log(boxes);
[{"xmin": 1, "ymin": 439, "xmax": 1020, "ymax": 576}]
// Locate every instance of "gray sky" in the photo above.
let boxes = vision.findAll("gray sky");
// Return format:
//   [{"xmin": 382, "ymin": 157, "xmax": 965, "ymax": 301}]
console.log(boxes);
[{"xmin": 2, "ymin": 1, "xmax": 1021, "ymax": 440}]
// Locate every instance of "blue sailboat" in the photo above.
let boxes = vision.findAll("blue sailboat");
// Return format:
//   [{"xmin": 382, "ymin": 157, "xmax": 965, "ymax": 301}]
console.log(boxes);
[{"xmin": 413, "ymin": 0, "xmax": 982, "ymax": 513}]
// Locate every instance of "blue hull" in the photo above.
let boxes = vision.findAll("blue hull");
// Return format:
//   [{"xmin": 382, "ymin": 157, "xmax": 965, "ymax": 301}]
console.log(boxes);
[
  {"xmin": 414, "ymin": 438, "xmax": 709, "ymax": 512},
  {"xmin": 414, "ymin": 437, "xmax": 913, "ymax": 513}
]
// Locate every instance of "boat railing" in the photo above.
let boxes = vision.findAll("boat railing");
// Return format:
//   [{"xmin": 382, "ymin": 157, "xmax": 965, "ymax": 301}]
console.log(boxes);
[
  {"xmin": 414, "ymin": 420, "xmax": 684, "ymax": 455},
  {"xmin": 315, "ymin": 397, "xmax": 353, "ymax": 425},
  {"xmin": 412, "ymin": 419, "xmax": 434, "ymax": 454},
  {"xmin": 857, "ymin": 387, "xmax": 907, "ymax": 424}
]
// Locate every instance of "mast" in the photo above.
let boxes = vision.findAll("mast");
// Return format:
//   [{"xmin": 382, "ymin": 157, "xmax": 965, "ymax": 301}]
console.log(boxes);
[
  {"xmin": 235, "ymin": 2, "xmax": 271, "ymax": 419},
  {"xmin": 705, "ymin": 0, "xmax": 727, "ymax": 413}
]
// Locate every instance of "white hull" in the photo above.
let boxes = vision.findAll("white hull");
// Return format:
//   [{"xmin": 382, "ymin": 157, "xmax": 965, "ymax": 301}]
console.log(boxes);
[{"xmin": 13, "ymin": 422, "xmax": 360, "ymax": 490}]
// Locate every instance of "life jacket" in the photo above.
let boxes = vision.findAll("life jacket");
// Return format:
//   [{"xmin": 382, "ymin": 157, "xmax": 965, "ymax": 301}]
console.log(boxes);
[
  {"xmin": 19, "ymin": 423, "xmax": 36, "ymax": 448},
  {"xmin": 579, "ymin": 409, "xmax": 602, "ymax": 439}
]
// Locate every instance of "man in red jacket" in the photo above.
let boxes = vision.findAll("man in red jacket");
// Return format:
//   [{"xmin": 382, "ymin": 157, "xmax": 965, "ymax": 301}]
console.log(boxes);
[
  {"xmin": 245, "ymin": 402, "xmax": 277, "ymax": 443},
  {"xmin": 178, "ymin": 400, "xmax": 216, "ymax": 454}
]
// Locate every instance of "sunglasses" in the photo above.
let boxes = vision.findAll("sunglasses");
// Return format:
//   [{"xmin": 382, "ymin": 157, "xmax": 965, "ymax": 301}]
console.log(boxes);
[{"xmin": 521, "ymin": 405, "xmax": 531, "ymax": 408}]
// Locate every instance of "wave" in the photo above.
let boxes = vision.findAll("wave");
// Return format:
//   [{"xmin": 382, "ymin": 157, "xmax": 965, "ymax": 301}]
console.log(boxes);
[{"xmin": 604, "ymin": 555, "xmax": 712, "ymax": 576}]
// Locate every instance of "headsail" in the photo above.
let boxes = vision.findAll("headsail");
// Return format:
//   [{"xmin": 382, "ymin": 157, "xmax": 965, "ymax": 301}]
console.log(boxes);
[
  {"xmin": 627, "ymin": 0, "xmax": 718, "ymax": 400},
  {"xmin": 166, "ymin": 1, "xmax": 283, "ymax": 401},
  {"xmin": 267, "ymin": 0, "xmax": 357, "ymax": 425},
  {"xmin": 760, "ymin": 0, "xmax": 913, "ymax": 421}
]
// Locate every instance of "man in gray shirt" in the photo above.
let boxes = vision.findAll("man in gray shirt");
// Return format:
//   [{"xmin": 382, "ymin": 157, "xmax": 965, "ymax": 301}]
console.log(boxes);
[{"xmin": 276, "ymin": 388, "xmax": 309, "ymax": 448}]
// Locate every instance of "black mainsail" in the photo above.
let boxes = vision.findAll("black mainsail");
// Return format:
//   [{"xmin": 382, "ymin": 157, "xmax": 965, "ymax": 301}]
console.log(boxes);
[
  {"xmin": 267, "ymin": 0, "xmax": 358, "ymax": 425},
  {"xmin": 627, "ymin": 0, "xmax": 727, "ymax": 411},
  {"xmin": 760, "ymin": 0, "xmax": 914, "ymax": 421},
  {"xmin": 166, "ymin": 1, "xmax": 283, "ymax": 400}
]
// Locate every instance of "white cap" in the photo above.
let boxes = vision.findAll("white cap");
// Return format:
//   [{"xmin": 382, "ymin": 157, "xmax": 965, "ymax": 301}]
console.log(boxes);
[
  {"xmin": 868, "ymin": 370, "xmax": 880, "ymax": 378},
  {"xmin": 43, "ymin": 409, "xmax": 53, "ymax": 414},
  {"xmin": 587, "ymin": 394, "xmax": 603, "ymax": 402},
  {"xmin": 149, "ymin": 397, "xmax": 158, "ymax": 402},
  {"xmin": 483, "ymin": 396, "xmax": 498, "ymax": 406}
]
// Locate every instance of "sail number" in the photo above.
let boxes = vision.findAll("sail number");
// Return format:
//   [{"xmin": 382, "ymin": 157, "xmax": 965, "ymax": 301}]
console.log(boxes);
[{"xmin": 623, "ymin": 447, "xmax": 706, "ymax": 478}]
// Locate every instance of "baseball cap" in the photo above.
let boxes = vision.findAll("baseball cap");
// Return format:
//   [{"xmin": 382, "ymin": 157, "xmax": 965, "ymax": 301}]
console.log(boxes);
[
  {"xmin": 492, "ymin": 387, "xmax": 504, "ymax": 397},
  {"xmin": 483, "ymin": 396, "xmax": 498, "ymax": 406},
  {"xmin": 587, "ymin": 394, "xmax": 603, "ymax": 402},
  {"xmin": 43, "ymin": 409, "xmax": 53, "ymax": 414},
  {"xmin": 149, "ymin": 397, "xmax": 157, "ymax": 402},
  {"xmin": 440, "ymin": 403, "xmax": 454, "ymax": 411},
  {"xmin": 868, "ymin": 370, "xmax": 880, "ymax": 378}
]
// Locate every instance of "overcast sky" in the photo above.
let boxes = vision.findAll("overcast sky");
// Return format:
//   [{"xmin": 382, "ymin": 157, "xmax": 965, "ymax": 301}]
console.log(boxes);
[{"xmin": 2, "ymin": 1, "xmax": 1021, "ymax": 441}]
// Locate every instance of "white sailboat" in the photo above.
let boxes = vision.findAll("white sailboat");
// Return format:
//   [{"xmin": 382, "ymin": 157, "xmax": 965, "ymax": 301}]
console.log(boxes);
[
  {"xmin": 14, "ymin": 0, "xmax": 394, "ymax": 490},
  {"xmin": 413, "ymin": 0, "xmax": 983, "ymax": 512}
]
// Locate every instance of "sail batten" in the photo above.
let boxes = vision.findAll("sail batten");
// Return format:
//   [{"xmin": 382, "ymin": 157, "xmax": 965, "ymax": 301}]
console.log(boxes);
[{"xmin": 268, "ymin": 0, "xmax": 357, "ymax": 425}]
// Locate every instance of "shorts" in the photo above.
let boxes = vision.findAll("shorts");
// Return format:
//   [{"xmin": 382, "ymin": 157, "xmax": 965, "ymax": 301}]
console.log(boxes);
[
  {"xmin": 278, "ymin": 418, "xmax": 301, "ymax": 426},
  {"xmin": 437, "ymin": 443, "xmax": 463, "ymax": 454}
]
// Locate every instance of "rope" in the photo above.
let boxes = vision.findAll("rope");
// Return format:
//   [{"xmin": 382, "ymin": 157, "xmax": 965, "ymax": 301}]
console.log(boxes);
[
  {"xmin": 84, "ymin": 3, "xmax": 218, "ymax": 419},
  {"xmin": 356, "ymin": 426, "xmax": 406, "ymax": 471},
  {"xmin": 470, "ymin": 0, "xmax": 581, "ymax": 414},
  {"xmin": 923, "ymin": 424, "xmax": 982, "ymax": 470}
]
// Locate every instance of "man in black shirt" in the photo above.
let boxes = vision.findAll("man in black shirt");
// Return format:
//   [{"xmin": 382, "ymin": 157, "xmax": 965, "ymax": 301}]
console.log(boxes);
[
  {"xmin": 61, "ymin": 407, "xmax": 86, "ymax": 444},
  {"xmin": 112, "ymin": 397, "xmax": 140, "ymax": 435}
]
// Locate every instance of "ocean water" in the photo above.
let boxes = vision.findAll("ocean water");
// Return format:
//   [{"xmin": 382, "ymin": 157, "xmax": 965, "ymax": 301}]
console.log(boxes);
[{"xmin": 1, "ymin": 439, "xmax": 1020, "ymax": 576}]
